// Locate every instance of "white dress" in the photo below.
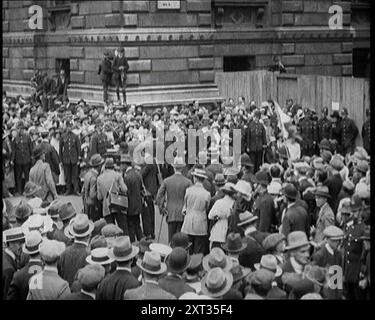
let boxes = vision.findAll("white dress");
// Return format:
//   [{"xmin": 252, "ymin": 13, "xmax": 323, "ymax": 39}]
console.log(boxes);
[
  {"xmin": 208, "ymin": 195, "xmax": 235, "ymax": 243},
  {"xmin": 285, "ymin": 139, "xmax": 301, "ymax": 162}
]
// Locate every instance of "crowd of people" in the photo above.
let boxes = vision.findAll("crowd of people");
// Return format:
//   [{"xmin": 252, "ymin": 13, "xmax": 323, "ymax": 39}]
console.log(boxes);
[{"xmin": 2, "ymin": 62, "xmax": 371, "ymax": 300}]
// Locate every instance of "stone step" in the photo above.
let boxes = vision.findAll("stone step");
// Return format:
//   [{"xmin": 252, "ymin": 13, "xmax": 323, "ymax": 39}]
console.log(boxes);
[{"xmin": 3, "ymin": 80, "xmax": 224, "ymax": 107}]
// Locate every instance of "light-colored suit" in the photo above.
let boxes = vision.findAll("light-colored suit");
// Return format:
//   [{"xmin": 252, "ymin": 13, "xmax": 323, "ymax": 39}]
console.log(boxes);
[
  {"xmin": 156, "ymin": 172, "xmax": 192, "ymax": 223},
  {"xmin": 123, "ymin": 281, "xmax": 176, "ymax": 300},
  {"xmin": 314, "ymin": 202, "xmax": 335, "ymax": 243},
  {"xmin": 29, "ymin": 159, "xmax": 57, "ymax": 201},
  {"xmin": 27, "ymin": 267, "xmax": 71, "ymax": 300},
  {"xmin": 97, "ymin": 169, "xmax": 127, "ymax": 217}
]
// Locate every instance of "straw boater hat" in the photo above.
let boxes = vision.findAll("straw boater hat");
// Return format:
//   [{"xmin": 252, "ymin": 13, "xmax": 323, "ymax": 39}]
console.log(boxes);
[
  {"xmin": 237, "ymin": 211, "xmax": 258, "ymax": 227},
  {"xmin": 108, "ymin": 236, "xmax": 139, "ymax": 262},
  {"xmin": 22, "ymin": 230, "xmax": 43, "ymax": 255},
  {"xmin": 22, "ymin": 214, "xmax": 54, "ymax": 236},
  {"xmin": 137, "ymin": 251, "xmax": 167, "ymax": 275},
  {"xmin": 67, "ymin": 214, "xmax": 94, "ymax": 238},
  {"xmin": 149, "ymin": 243, "xmax": 172, "ymax": 259},
  {"xmin": 86, "ymin": 247, "xmax": 114, "ymax": 265},
  {"xmin": 313, "ymin": 186, "xmax": 331, "ymax": 199},
  {"xmin": 200, "ymin": 267, "xmax": 233, "ymax": 298},
  {"xmin": 3, "ymin": 227, "xmax": 25, "ymax": 244},
  {"xmin": 191, "ymin": 168, "xmax": 208, "ymax": 179},
  {"xmin": 39, "ymin": 239, "xmax": 66, "ymax": 263}
]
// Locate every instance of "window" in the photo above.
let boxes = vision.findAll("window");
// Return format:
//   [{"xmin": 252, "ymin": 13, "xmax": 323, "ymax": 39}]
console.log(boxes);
[
  {"xmin": 223, "ymin": 56, "xmax": 256, "ymax": 72},
  {"xmin": 55, "ymin": 59, "xmax": 70, "ymax": 78},
  {"xmin": 352, "ymin": 48, "xmax": 370, "ymax": 78}
]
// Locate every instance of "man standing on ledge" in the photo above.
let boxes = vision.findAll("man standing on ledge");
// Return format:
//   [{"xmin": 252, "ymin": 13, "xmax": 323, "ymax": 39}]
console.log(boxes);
[{"xmin": 112, "ymin": 47, "xmax": 129, "ymax": 106}]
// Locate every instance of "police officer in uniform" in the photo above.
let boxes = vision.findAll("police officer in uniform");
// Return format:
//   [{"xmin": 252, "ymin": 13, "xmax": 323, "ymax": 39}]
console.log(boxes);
[
  {"xmin": 361, "ymin": 109, "xmax": 370, "ymax": 154},
  {"xmin": 317, "ymin": 107, "xmax": 332, "ymax": 149},
  {"xmin": 89, "ymin": 120, "xmax": 109, "ymax": 159},
  {"xmin": 340, "ymin": 108, "xmax": 358, "ymax": 155},
  {"xmin": 298, "ymin": 108, "xmax": 317, "ymax": 157},
  {"xmin": 11, "ymin": 121, "xmax": 33, "ymax": 195},
  {"xmin": 245, "ymin": 110, "xmax": 267, "ymax": 172},
  {"xmin": 60, "ymin": 120, "xmax": 81, "ymax": 196}
]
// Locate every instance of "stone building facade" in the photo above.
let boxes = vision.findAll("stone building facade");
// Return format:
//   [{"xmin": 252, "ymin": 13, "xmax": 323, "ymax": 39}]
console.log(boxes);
[{"xmin": 2, "ymin": 0, "xmax": 370, "ymax": 105}]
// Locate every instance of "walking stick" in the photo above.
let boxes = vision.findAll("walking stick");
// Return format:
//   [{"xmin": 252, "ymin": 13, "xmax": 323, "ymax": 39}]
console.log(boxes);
[{"xmin": 157, "ymin": 212, "xmax": 165, "ymax": 243}]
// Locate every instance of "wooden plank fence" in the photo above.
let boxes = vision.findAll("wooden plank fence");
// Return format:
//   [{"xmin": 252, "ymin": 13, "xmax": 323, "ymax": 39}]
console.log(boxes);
[{"xmin": 215, "ymin": 70, "xmax": 370, "ymax": 146}]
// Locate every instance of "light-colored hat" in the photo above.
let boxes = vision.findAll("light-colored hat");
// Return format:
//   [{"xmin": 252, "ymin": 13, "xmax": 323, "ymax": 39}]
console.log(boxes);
[
  {"xmin": 77, "ymin": 264, "xmax": 105, "ymax": 290},
  {"xmin": 355, "ymin": 182, "xmax": 370, "ymax": 199},
  {"xmin": 237, "ymin": 211, "xmax": 258, "ymax": 227},
  {"xmin": 172, "ymin": 156, "xmax": 185, "ymax": 169},
  {"xmin": 137, "ymin": 250, "xmax": 167, "ymax": 275},
  {"xmin": 86, "ymin": 247, "xmax": 114, "ymax": 265},
  {"xmin": 179, "ymin": 292, "xmax": 212, "ymax": 300},
  {"xmin": 3, "ymin": 227, "xmax": 25, "ymax": 243},
  {"xmin": 200, "ymin": 267, "xmax": 233, "ymax": 298},
  {"xmin": 149, "ymin": 243, "xmax": 172, "ymax": 258},
  {"xmin": 191, "ymin": 168, "xmax": 208, "ymax": 179},
  {"xmin": 202, "ymin": 247, "xmax": 233, "ymax": 272},
  {"xmin": 323, "ymin": 226, "xmax": 344, "ymax": 240},
  {"xmin": 267, "ymin": 181, "xmax": 282, "ymax": 195},
  {"xmin": 284, "ymin": 231, "xmax": 310, "ymax": 251},
  {"xmin": 39, "ymin": 239, "xmax": 66, "ymax": 263},
  {"xmin": 22, "ymin": 214, "xmax": 54, "ymax": 235},
  {"xmin": 22, "ymin": 230, "xmax": 43, "ymax": 255},
  {"xmin": 68, "ymin": 214, "xmax": 94, "ymax": 238},
  {"xmin": 254, "ymin": 254, "xmax": 283, "ymax": 277},
  {"xmin": 108, "ymin": 236, "xmax": 139, "ymax": 262},
  {"xmin": 233, "ymin": 180, "xmax": 252, "ymax": 201}
]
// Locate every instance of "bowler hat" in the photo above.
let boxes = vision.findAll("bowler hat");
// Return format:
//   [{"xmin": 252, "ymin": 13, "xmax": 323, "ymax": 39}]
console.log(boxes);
[
  {"xmin": 109, "ymin": 236, "xmax": 139, "ymax": 262},
  {"xmin": 137, "ymin": 251, "xmax": 167, "ymax": 275},
  {"xmin": 314, "ymin": 186, "xmax": 331, "ymax": 199},
  {"xmin": 15, "ymin": 201, "xmax": 33, "ymax": 221},
  {"xmin": 284, "ymin": 231, "xmax": 310, "ymax": 251},
  {"xmin": 86, "ymin": 247, "xmax": 114, "ymax": 265},
  {"xmin": 318, "ymin": 139, "xmax": 331, "ymax": 151},
  {"xmin": 255, "ymin": 171, "xmax": 269, "ymax": 186},
  {"xmin": 89, "ymin": 154, "xmax": 104, "ymax": 167},
  {"xmin": 283, "ymin": 183, "xmax": 298, "ymax": 200},
  {"xmin": 170, "ymin": 232, "xmax": 192, "ymax": 250},
  {"xmin": 202, "ymin": 247, "xmax": 233, "ymax": 272},
  {"xmin": 68, "ymin": 214, "xmax": 94, "ymax": 238},
  {"xmin": 77, "ymin": 264, "xmax": 105, "ymax": 290},
  {"xmin": 222, "ymin": 233, "xmax": 246, "ymax": 253},
  {"xmin": 166, "ymin": 247, "xmax": 191, "ymax": 274},
  {"xmin": 22, "ymin": 230, "xmax": 43, "ymax": 255},
  {"xmin": 59, "ymin": 202, "xmax": 77, "ymax": 221},
  {"xmin": 200, "ymin": 267, "xmax": 233, "ymax": 298}
]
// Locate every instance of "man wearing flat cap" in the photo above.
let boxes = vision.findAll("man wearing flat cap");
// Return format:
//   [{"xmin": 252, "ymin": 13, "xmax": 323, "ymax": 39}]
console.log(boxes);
[
  {"xmin": 98, "ymin": 50, "xmax": 112, "ymax": 106},
  {"xmin": 112, "ymin": 47, "xmax": 129, "ymax": 105}
]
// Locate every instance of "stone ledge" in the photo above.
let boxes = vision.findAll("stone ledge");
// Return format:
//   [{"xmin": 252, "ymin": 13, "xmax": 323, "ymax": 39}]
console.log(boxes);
[
  {"xmin": 283, "ymin": 54, "xmax": 304, "ymax": 66},
  {"xmin": 199, "ymin": 45, "xmax": 214, "ymax": 57},
  {"xmin": 341, "ymin": 42, "xmax": 353, "ymax": 53},
  {"xmin": 70, "ymin": 71, "xmax": 85, "ymax": 83},
  {"xmin": 333, "ymin": 53, "xmax": 352, "ymax": 64},
  {"xmin": 128, "ymin": 60, "xmax": 152, "ymax": 72},
  {"xmin": 186, "ymin": 0, "xmax": 211, "ymax": 12},
  {"xmin": 199, "ymin": 70, "xmax": 214, "ymax": 82},
  {"xmin": 282, "ymin": 1, "xmax": 303, "ymax": 12},
  {"xmin": 282, "ymin": 14, "xmax": 294, "ymax": 26},
  {"xmin": 22, "ymin": 69, "xmax": 34, "ymax": 80},
  {"xmin": 71, "ymin": 16, "xmax": 85, "ymax": 29},
  {"xmin": 188, "ymin": 58, "xmax": 214, "ymax": 70}
]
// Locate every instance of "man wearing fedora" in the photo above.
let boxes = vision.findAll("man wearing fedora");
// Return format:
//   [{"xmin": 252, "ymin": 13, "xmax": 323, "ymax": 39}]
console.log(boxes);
[
  {"xmin": 11, "ymin": 121, "xmax": 33, "ymax": 196},
  {"xmin": 238, "ymin": 154, "xmax": 256, "ymax": 186},
  {"xmin": 3, "ymin": 227, "xmax": 25, "ymax": 299},
  {"xmin": 13, "ymin": 201, "xmax": 33, "ymax": 228},
  {"xmin": 281, "ymin": 231, "xmax": 311, "ymax": 275},
  {"xmin": 62, "ymin": 264, "xmax": 105, "ymax": 300},
  {"xmin": 82, "ymin": 154, "xmax": 104, "ymax": 222},
  {"xmin": 28, "ymin": 239, "xmax": 70, "ymax": 300},
  {"xmin": 181, "ymin": 168, "xmax": 211, "ymax": 255},
  {"xmin": 200, "ymin": 267, "xmax": 233, "ymax": 299},
  {"xmin": 7, "ymin": 231, "xmax": 43, "ymax": 300},
  {"xmin": 280, "ymin": 184, "xmax": 310, "ymax": 237},
  {"xmin": 98, "ymin": 50, "xmax": 112, "ymax": 106},
  {"xmin": 124, "ymin": 251, "xmax": 175, "ymax": 300},
  {"xmin": 156, "ymin": 157, "xmax": 192, "ymax": 244},
  {"xmin": 60, "ymin": 120, "xmax": 81, "ymax": 196},
  {"xmin": 50, "ymin": 202, "xmax": 76, "ymax": 245},
  {"xmin": 158, "ymin": 247, "xmax": 195, "ymax": 298},
  {"xmin": 121, "ymin": 155, "xmax": 143, "ymax": 242},
  {"xmin": 29, "ymin": 145, "xmax": 58, "ymax": 202},
  {"xmin": 96, "ymin": 237, "xmax": 140, "ymax": 300},
  {"xmin": 98, "ymin": 157, "xmax": 129, "ymax": 238},
  {"xmin": 58, "ymin": 214, "xmax": 94, "ymax": 287},
  {"xmin": 311, "ymin": 186, "xmax": 335, "ymax": 245}
]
